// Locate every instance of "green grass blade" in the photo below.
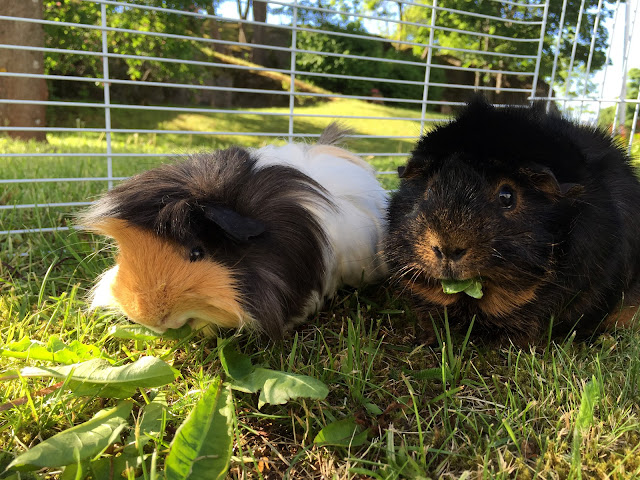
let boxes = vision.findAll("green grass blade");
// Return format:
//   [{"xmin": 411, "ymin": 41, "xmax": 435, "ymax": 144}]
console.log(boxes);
[{"xmin": 570, "ymin": 377, "xmax": 601, "ymax": 479}]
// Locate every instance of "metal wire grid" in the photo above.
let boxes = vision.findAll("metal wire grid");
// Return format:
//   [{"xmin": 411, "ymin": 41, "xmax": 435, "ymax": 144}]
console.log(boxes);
[{"xmin": 0, "ymin": 0, "xmax": 637, "ymax": 235}]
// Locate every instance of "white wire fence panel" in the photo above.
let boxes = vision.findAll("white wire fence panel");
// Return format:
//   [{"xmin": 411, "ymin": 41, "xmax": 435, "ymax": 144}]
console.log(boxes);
[{"xmin": 0, "ymin": 0, "xmax": 637, "ymax": 235}]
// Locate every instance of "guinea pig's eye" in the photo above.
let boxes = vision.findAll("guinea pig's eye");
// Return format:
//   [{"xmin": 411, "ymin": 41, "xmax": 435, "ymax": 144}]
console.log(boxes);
[
  {"xmin": 189, "ymin": 247, "xmax": 205, "ymax": 262},
  {"xmin": 498, "ymin": 185, "xmax": 515, "ymax": 209}
]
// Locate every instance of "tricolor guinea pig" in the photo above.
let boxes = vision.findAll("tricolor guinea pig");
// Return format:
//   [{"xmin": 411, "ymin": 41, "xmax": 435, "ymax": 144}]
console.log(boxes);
[
  {"xmin": 385, "ymin": 98, "xmax": 640, "ymax": 344},
  {"xmin": 81, "ymin": 124, "xmax": 388, "ymax": 338}
]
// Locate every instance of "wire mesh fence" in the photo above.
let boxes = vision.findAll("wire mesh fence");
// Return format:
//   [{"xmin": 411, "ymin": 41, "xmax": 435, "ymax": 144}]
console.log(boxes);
[{"xmin": 0, "ymin": 0, "xmax": 638, "ymax": 235}]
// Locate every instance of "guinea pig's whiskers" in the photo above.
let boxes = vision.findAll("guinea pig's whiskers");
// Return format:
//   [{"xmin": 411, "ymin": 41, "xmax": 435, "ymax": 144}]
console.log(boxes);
[
  {"xmin": 389, "ymin": 263, "xmax": 418, "ymax": 284},
  {"xmin": 394, "ymin": 264, "xmax": 428, "ymax": 297}
]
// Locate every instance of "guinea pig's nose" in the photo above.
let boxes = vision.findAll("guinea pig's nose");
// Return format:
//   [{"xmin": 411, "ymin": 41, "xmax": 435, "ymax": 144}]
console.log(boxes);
[{"xmin": 433, "ymin": 245, "xmax": 467, "ymax": 262}]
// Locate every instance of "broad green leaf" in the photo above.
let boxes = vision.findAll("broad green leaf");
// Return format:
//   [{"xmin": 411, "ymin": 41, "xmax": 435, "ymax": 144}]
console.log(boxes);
[
  {"xmin": 314, "ymin": 418, "xmax": 368, "ymax": 447},
  {"xmin": 441, "ymin": 278, "xmax": 483, "ymax": 298},
  {"xmin": 0, "ymin": 357, "xmax": 178, "ymax": 398},
  {"xmin": 7, "ymin": 401, "xmax": 133, "ymax": 471},
  {"xmin": 219, "ymin": 344, "xmax": 254, "ymax": 380},
  {"xmin": 60, "ymin": 458, "xmax": 87, "ymax": 480},
  {"xmin": 165, "ymin": 377, "xmax": 234, "ymax": 480},
  {"xmin": 463, "ymin": 281, "xmax": 483, "ymax": 299},
  {"xmin": 109, "ymin": 325, "xmax": 159, "ymax": 341},
  {"xmin": 229, "ymin": 367, "xmax": 328, "ymax": 409},
  {"xmin": 0, "ymin": 336, "xmax": 106, "ymax": 364},
  {"xmin": 109, "ymin": 324, "xmax": 192, "ymax": 341},
  {"xmin": 125, "ymin": 392, "xmax": 168, "ymax": 453}
]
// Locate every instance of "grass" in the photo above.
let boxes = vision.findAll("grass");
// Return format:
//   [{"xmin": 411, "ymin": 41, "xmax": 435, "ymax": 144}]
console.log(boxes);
[
  {"xmin": 3, "ymin": 101, "xmax": 640, "ymax": 478},
  {"xmin": 1, "ymin": 98, "xmax": 434, "ymax": 237}
]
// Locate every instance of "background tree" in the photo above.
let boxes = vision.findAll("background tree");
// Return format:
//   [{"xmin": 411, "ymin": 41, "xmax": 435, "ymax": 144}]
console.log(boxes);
[
  {"xmin": 599, "ymin": 68, "xmax": 640, "ymax": 131},
  {"xmin": 251, "ymin": 0, "xmax": 268, "ymax": 64},
  {"xmin": 295, "ymin": 21, "xmax": 445, "ymax": 103},
  {"xmin": 399, "ymin": 0, "xmax": 615, "ymax": 91},
  {"xmin": 0, "ymin": 0, "xmax": 48, "ymax": 142}
]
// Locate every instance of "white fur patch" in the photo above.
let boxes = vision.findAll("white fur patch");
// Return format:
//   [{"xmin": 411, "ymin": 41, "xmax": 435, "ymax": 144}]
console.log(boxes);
[
  {"xmin": 253, "ymin": 141, "xmax": 388, "ymax": 301},
  {"xmin": 90, "ymin": 265, "xmax": 119, "ymax": 310}
]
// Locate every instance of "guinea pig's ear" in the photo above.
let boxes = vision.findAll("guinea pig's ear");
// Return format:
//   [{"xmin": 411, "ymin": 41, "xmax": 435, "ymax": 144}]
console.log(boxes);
[
  {"xmin": 522, "ymin": 165, "xmax": 584, "ymax": 199},
  {"xmin": 202, "ymin": 205, "xmax": 266, "ymax": 242}
]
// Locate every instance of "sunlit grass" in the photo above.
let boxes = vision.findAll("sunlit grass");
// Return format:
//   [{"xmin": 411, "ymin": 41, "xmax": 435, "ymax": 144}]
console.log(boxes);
[{"xmin": 3, "ymin": 103, "xmax": 640, "ymax": 478}]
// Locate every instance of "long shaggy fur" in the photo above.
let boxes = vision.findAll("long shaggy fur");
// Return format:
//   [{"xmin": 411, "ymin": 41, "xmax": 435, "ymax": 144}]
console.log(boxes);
[
  {"xmin": 385, "ymin": 98, "xmax": 640, "ymax": 344},
  {"xmin": 82, "ymin": 124, "xmax": 388, "ymax": 338}
]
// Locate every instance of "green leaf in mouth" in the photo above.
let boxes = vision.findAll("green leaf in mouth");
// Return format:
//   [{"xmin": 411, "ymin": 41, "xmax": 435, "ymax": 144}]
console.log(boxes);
[{"xmin": 441, "ymin": 278, "xmax": 483, "ymax": 299}]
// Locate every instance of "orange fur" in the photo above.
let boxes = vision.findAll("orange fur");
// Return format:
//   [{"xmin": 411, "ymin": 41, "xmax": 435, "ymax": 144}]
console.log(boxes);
[
  {"xmin": 414, "ymin": 229, "xmax": 441, "ymax": 267},
  {"xmin": 310, "ymin": 145, "xmax": 372, "ymax": 171},
  {"xmin": 477, "ymin": 284, "xmax": 539, "ymax": 317},
  {"xmin": 91, "ymin": 218, "xmax": 248, "ymax": 331},
  {"xmin": 414, "ymin": 228, "xmax": 477, "ymax": 280},
  {"xmin": 604, "ymin": 304, "xmax": 640, "ymax": 330}
]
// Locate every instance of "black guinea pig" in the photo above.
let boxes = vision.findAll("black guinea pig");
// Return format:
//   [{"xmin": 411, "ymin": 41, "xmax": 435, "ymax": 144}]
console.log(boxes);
[{"xmin": 385, "ymin": 98, "xmax": 640, "ymax": 344}]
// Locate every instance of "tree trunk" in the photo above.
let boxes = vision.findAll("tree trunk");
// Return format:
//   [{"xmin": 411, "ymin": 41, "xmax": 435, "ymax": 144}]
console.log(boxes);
[
  {"xmin": 206, "ymin": 5, "xmax": 222, "ymax": 53},
  {"xmin": 236, "ymin": 0, "xmax": 252, "ymax": 44},
  {"xmin": 0, "ymin": 0, "xmax": 48, "ymax": 142},
  {"xmin": 251, "ymin": 0, "xmax": 267, "ymax": 65}
]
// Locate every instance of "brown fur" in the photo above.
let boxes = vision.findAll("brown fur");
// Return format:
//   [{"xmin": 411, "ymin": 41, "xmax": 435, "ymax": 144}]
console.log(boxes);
[
  {"xmin": 93, "ymin": 219, "xmax": 247, "ymax": 330},
  {"xmin": 477, "ymin": 283, "xmax": 539, "ymax": 318}
]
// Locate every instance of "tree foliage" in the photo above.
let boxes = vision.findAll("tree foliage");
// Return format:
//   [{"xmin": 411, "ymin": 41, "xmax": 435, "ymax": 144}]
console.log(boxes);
[
  {"xmin": 43, "ymin": 1, "xmax": 214, "ymax": 89},
  {"xmin": 397, "ymin": 0, "xmax": 616, "ymax": 88},
  {"xmin": 296, "ymin": 21, "xmax": 445, "ymax": 103}
]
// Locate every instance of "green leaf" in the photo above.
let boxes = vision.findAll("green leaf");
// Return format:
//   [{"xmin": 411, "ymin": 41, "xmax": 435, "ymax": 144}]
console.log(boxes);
[
  {"xmin": 441, "ymin": 278, "xmax": 483, "ymax": 298},
  {"xmin": 109, "ymin": 324, "xmax": 191, "ymax": 341},
  {"xmin": 6, "ymin": 401, "xmax": 133, "ymax": 471},
  {"xmin": 165, "ymin": 378, "xmax": 234, "ymax": 480},
  {"xmin": 229, "ymin": 367, "xmax": 328, "ymax": 409},
  {"xmin": 219, "ymin": 344, "xmax": 254, "ymax": 380},
  {"xmin": 0, "ymin": 357, "xmax": 178, "ymax": 398},
  {"xmin": 314, "ymin": 418, "xmax": 368, "ymax": 447},
  {"xmin": 125, "ymin": 392, "xmax": 168, "ymax": 454},
  {"xmin": 109, "ymin": 325, "xmax": 159, "ymax": 341},
  {"xmin": 60, "ymin": 459, "xmax": 87, "ymax": 480},
  {"xmin": 363, "ymin": 402, "xmax": 383, "ymax": 416},
  {"xmin": 0, "ymin": 336, "xmax": 106, "ymax": 364}
]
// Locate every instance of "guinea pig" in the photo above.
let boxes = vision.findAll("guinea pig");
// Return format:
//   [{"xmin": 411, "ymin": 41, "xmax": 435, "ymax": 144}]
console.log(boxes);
[
  {"xmin": 385, "ymin": 98, "xmax": 640, "ymax": 344},
  {"xmin": 80, "ymin": 124, "xmax": 388, "ymax": 338}
]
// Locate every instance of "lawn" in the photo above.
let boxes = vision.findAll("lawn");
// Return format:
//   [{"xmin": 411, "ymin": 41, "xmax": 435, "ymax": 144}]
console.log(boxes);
[{"xmin": 2, "ymin": 101, "xmax": 640, "ymax": 479}]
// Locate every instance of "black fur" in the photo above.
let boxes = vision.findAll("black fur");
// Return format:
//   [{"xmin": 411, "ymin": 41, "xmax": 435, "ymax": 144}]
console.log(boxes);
[
  {"xmin": 87, "ymin": 147, "xmax": 334, "ymax": 338},
  {"xmin": 386, "ymin": 98, "xmax": 640, "ymax": 343}
]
